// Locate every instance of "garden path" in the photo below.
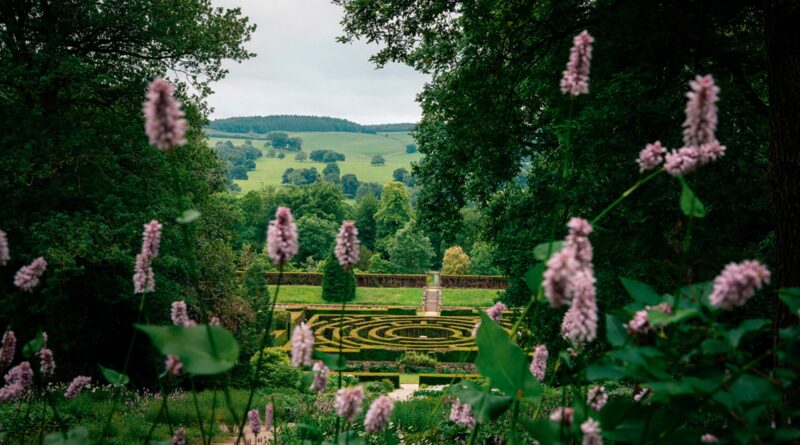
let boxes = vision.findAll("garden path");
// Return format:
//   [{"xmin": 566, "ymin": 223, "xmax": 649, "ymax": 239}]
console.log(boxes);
[{"xmin": 387, "ymin": 383, "xmax": 419, "ymax": 401}]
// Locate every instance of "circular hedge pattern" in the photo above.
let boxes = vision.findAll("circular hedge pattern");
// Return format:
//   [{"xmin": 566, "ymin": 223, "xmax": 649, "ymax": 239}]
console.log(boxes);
[{"xmin": 306, "ymin": 314, "xmax": 488, "ymax": 352}]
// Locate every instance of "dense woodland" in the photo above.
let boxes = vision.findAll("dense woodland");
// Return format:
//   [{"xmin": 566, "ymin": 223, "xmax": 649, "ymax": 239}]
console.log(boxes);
[{"xmin": 208, "ymin": 115, "xmax": 415, "ymax": 135}]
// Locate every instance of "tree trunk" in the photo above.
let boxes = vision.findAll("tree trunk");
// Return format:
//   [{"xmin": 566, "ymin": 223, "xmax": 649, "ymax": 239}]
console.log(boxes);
[{"xmin": 766, "ymin": 0, "xmax": 800, "ymax": 297}]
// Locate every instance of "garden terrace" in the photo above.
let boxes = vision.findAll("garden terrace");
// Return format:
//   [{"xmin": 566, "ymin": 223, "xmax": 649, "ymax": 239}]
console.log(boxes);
[
  {"xmin": 439, "ymin": 274, "xmax": 508, "ymax": 289},
  {"xmin": 264, "ymin": 272, "xmax": 428, "ymax": 287}
]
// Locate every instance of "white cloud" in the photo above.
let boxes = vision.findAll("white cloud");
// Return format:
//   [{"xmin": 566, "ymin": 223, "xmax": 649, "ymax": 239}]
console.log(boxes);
[{"xmin": 208, "ymin": 0, "xmax": 429, "ymax": 125}]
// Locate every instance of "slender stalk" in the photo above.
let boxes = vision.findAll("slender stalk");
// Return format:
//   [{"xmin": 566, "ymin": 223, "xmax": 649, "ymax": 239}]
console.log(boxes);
[
  {"xmin": 334, "ymin": 276, "xmax": 350, "ymax": 442},
  {"xmin": 592, "ymin": 169, "xmax": 664, "ymax": 226},
  {"xmin": 190, "ymin": 377, "xmax": 208, "ymax": 444},
  {"xmin": 532, "ymin": 356, "xmax": 562, "ymax": 419},
  {"xmin": 207, "ymin": 388, "xmax": 218, "ymax": 445},
  {"xmin": 36, "ymin": 387, "xmax": 47, "ymax": 444},
  {"xmin": 467, "ymin": 422, "xmax": 480, "ymax": 445},
  {"xmin": 509, "ymin": 400, "xmax": 521, "ymax": 444},
  {"xmin": 511, "ymin": 286, "xmax": 543, "ymax": 337},
  {"xmin": 144, "ymin": 400, "xmax": 165, "ymax": 445},
  {"xmin": 235, "ymin": 265, "xmax": 284, "ymax": 445}
]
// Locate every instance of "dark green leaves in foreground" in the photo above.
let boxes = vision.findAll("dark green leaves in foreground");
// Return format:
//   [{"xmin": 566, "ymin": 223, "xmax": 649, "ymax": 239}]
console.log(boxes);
[
  {"xmin": 313, "ymin": 350, "xmax": 346, "ymax": 371},
  {"xmin": 679, "ymin": 177, "xmax": 706, "ymax": 218},
  {"xmin": 451, "ymin": 380, "xmax": 512, "ymax": 423},
  {"xmin": 475, "ymin": 312, "xmax": 542, "ymax": 402},
  {"xmin": 99, "ymin": 365, "xmax": 130, "ymax": 386},
  {"xmin": 136, "ymin": 324, "xmax": 239, "ymax": 375},
  {"xmin": 43, "ymin": 427, "xmax": 89, "ymax": 445},
  {"xmin": 534, "ymin": 241, "xmax": 564, "ymax": 261},
  {"xmin": 524, "ymin": 263, "xmax": 546, "ymax": 293}
]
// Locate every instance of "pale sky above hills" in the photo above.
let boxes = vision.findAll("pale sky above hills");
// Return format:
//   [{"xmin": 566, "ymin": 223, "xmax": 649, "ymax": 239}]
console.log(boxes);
[{"xmin": 207, "ymin": 0, "xmax": 429, "ymax": 125}]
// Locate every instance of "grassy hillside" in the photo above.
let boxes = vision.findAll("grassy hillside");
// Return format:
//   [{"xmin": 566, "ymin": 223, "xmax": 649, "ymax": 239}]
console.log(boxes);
[{"xmin": 208, "ymin": 131, "xmax": 420, "ymax": 192}]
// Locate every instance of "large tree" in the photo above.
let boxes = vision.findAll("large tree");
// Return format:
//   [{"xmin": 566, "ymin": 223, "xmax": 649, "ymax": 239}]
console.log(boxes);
[
  {"xmin": 374, "ymin": 181, "xmax": 414, "ymax": 245},
  {"xmin": 0, "ymin": 0, "xmax": 254, "ymax": 381}
]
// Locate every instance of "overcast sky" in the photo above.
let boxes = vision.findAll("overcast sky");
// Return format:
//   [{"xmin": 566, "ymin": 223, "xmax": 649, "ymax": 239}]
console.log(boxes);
[{"xmin": 207, "ymin": 0, "xmax": 429, "ymax": 125}]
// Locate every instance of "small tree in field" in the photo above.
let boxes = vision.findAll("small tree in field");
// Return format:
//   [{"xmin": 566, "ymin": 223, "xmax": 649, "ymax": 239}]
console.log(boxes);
[
  {"xmin": 294, "ymin": 151, "xmax": 308, "ymax": 161},
  {"xmin": 370, "ymin": 155, "xmax": 385, "ymax": 165},
  {"xmin": 442, "ymin": 245, "xmax": 471, "ymax": 275},
  {"xmin": 321, "ymin": 251, "xmax": 356, "ymax": 302}
]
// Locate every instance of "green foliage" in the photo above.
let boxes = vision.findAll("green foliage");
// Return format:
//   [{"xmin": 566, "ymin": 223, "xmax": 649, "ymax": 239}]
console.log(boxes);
[
  {"xmin": 406, "ymin": 144, "xmax": 417, "ymax": 153},
  {"xmin": 242, "ymin": 258, "xmax": 270, "ymax": 311},
  {"xmin": 375, "ymin": 181, "xmax": 414, "ymax": 243},
  {"xmin": 323, "ymin": 162, "xmax": 341, "ymax": 176},
  {"xmin": 321, "ymin": 252, "xmax": 356, "ymax": 302},
  {"xmin": 341, "ymin": 173, "xmax": 360, "ymax": 198},
  {"xmin": 355, "ymin": 193, "xmax": 379, "ymax": 250},
  {"xmin": 366, "ymin": 253, "xmax": 402, "ymax": 274},
  {"xmin": 470, "ymin": 242, "xmax": 500, "ymax": 275},
  {"xmin": 208, "ymin": 115, "xmax": 379, "ymax": 134},
  {"xmin": 356, "ymin": 182, "xmax": 383, "ymax": 200},
  {"xmin": 297, "ymin": 215, "xmax": 338, "ymax": 263},
  {"xmin": 249, "ymin": 347, "xmax": 301, "ymax": 388},
  {"xmin": 442, "ymin": 245, "xmax": 471, "ymax": 275},
  {"xmin": 136, "ymin": 324, "xmax": 240, "ymax": 375},
  {"xmin": 371, "ymin": 155, "xmax": 386, "ymax": 165},
  {"xmin": 310, "ymin": 149, "xmax": 346, "ymax": 163},
  {"xmin": 387, "ymin": 224, "xmax": 435, "ymax": 273},
  {"xmin": 397, "ymin": 351, "xmax": 438, "ymax": 367},
  {"xmin": 295, "ymin": 151, "xmax": 308, "ymax": 161}
]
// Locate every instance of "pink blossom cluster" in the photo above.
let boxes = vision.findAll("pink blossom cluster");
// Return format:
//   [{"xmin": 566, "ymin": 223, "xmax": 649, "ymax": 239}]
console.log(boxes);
[
  {"xmin": 335, "ymin": 221, "xmax": 360, "ymax": 268},
  {"xmin": 581, "ymin": 418, "xmax": 603, "ymax": 445},
  {"xmin": 449, "ymin": 399, "xmax": 475, "ymax": 427},
  {"xmin": 587, "ymin": 385, "xmax": 608, "ymax": 411},
  {"xmin": 0, "ymin": 330, "xmax": 16, "ymax": 369},
  {"xmin": 472, "ymin": 301, "xmax": 508, "ymax": 336},
  {"xmin": 550, "ymin": 407, "xmax": 574, "ymax": 426},
  {"xmin": 0, "ymin": 361, "xmax": 33, "ymax": 402},
  {"xmin": 143, "ymin": 78, "xmax": 187, "ymax": 151},
  {"xmin": 38, "ymin": 348, "xmax": 55, "ymax": 377},
  {"xmin": 133, "ymin": 220, "xmax": 162, "ymax": 294},
  {"xmin": 166, "ymin": 355, "xmax": 183, "ymax": 376},
  {"xmin": 264, "ymin": 402, "xmax": 274, "ymax": 432},
  {"xmin": 248, "ymin": 408, "xmax": 261, "ymax": 435},
  {"xmin": 65, "ymin": 375, "xmax": 91, "ymax": 399},
  {"xmin": 335, "ymin": 386, "xmax": 365, "ymax": 422},
  {"xmin": 170, "ymin": 300, "xmax": 196, "ymax": 327},
  {"xmin": 530, "ymin": 344, "xmax": 548, "ymax": 381},
  {"xmin": 310, "ymin": 361, "xmax": 329, "ymax": 393},
  {"xmin": 625, "ymin": 303, "xmax": 672, "ymax": 335},
  {"xmin": 633, "ymin": 387, "xmax": 651, "ymax": 402},
  {"xmin": 544, "ymin": 218, "xmax": 599, "ymax": 346},
  {"xmin": 709, "ymin": 260, "xmax": 770, "ymax": 310},
  {"xmin": 209, "ymin": 316, "xmax": 221, "ymax": 326},
  {"xmin": 171, "ymin": 427, "xmax": 186, "ymax": 445},
  {"xmin": 0, "ymin": 229, "xmax": 9, "ymax": 266},
  {"xmin": 267, "ymin": 207, "xmax": 299, "ymax": 266},
  {"xmin": 636, "ymin": 141, "xmax": 667, "ymax": 173},
  {"xmin": 701, "ymin": 433, "xmax": 719, "ymax": 443},
  {"xmin": 290, "ymin": 323, "xmax": 314, "ymax": 367},
  {"xmin": 560, "ymin": 31, "xmax": 594, "ymax": 96},
  {"xmin": 14, "ymin": 257, "xmax": 47, "ymax": 292},
  {"xmin": 364, "ymin": 395, "xmax": 394, "ymax": 432}
]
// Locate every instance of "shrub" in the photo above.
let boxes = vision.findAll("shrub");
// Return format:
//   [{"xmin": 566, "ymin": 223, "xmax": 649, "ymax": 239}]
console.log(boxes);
[
  {"xmin": 387, "ymin": 223, "xmax": 434, "ymax": 273},
  {"xmin": 370, "ymin": 155, "xmax": 385, "ymax": 165},
  {"xmin": 406, "ymin": 144, "xmax": 417, "ymax": 153},
  {"xmin": 366, "ymin": 253, "xmax": 401, "ymax": 274},
  {"xmin": 469, "ymin": 241, "xmax": 500, "ymax": 275},
  {"xmin": 277, "ymin": 152, "xmax": 285, "ymax": 159},
  {"xmin": 441, "ymin": 245, "xmax": 471, "ymax": 275},
  {"xmin": 249, "ymin": 347, "xmax": 301, "ymax": 388},
  {"xmin": 294, "ymin": 151, "xmax": 308, "ymax": 161},
  {"xmin": 397, "ymin": 351, "xmax": 438, "ymax": 367},
  {"xmin": 321, "ymin": 251, "xmax": 356, "ymax": 302}
]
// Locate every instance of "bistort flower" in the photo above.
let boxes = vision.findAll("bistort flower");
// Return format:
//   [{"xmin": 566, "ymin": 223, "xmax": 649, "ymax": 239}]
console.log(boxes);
[
  {"xmin": 560, "ymin": 31, "xmax": 594, "ymax": 96},
  {"xmin": 143, "ymin": 78, "xmax": 187, "ymax": 151},
  {"xmin": 364, "ymin": 395, "xmax": 394, "ymax": 432},
  {"xmin": 290, "ymin": 323, "xmax": 314, "ymax": 367},
  {"xmin": 267, "ymin": 207, "xmax": 299, "ymax": 266}
]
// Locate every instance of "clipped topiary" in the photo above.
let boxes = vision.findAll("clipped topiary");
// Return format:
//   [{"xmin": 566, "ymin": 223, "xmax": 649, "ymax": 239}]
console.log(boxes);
[
  {"xmin": 442, "ymin": 245, "xmax": 471, "ymax": 275},
  {"xmin": 249, "ymin": 347, "xmax": 301, "ymax": 388},
  {"xmin": 322, "ymin": 251, "xmax": 356, "ymax": 302}
]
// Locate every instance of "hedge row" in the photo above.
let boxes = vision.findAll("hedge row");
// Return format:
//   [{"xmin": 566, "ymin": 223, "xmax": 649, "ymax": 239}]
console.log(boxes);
[
  {"xmin": 439, "ymin": 274, "xmax": 507, "ymax": 289},
  {"xmin": 343, "ymin": 372, "xmax": 400, "ymax": 389},
  {"xmin": 265, "ymin": 272, "xmax": 428, "ymax": 288},
  {"xmin": 418, "ymin": 373, "xmax": 483, "ymax": 385}
]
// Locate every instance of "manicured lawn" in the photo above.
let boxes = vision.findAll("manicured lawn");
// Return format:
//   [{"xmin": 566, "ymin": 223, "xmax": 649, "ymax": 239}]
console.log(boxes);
[
  {"xmin": 276, "ymin": 286, "xmax": 499, "ymax": 307},
  {"xmin": 208, "ymin": 131, "xmax": 422, "ymax": 192}
]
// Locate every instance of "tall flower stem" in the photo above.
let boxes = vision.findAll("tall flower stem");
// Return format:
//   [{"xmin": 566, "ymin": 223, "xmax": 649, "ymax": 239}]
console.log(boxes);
[
  {"xmin": 509, "ymin": 400, "xmax": 521, "ymax": 444},
  {"xmin": 468, "ymin": 422, "xmax": 481, "ymax": 445},
  {"xmin": 334, "ymin": 294, "xmax": 348, "ymax": 442},
  {"xmin": 207, "ymin": 388, "xmax": 218, "ymax": 445},
  {"xmin": 591, "ymin": 169, "xmax": 664, "ymax": 226},
  {"xmin": 190, "ymin": 377, "xmax": 208, "ymax": 444},
  {"xmin": 235, "ymin": 265, "xmax": 283, "ymax": 445}
]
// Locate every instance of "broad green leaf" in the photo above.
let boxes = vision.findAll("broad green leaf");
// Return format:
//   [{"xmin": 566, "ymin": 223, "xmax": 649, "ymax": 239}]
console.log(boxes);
[
  {"xmin": 648, "ymin": 308, "xmax": 701, "ymax": 326},
  {"xmin": 333, "ymin": 431, "xmax": 363, "ymax": 445},
  {"xmin": 475, "ymin": 312, "xmax": 542, "ymax": 402},
  {"xmin": 727, "ymin": 318, "xmax": 771, "ymax": 348},
  {"xmin": 136, "ymin": 324, "xmax": 239, "ymax": 375},
  {"xmin": 176, "ymin": 209, "xmax": 201, "ymax": 224},
  {"xmin": 605, "ymin": 314, "xmax": 627, "ymax": 347},
  {"xmin": 729, "ymin": 374, "xmax": 780, "ymax": 405},
  {"xmin": 22, "ymin": 332, "xmax": 46, "ymax": 358},
  {"xmin": 586, "ymin": 363, "xmax": 627, "ymax": 381},
  {"xmin": 620, "ymin": 277, "xmax": 661, "ymax": 305},
  {"xmin": 451, "ymin": 380, "xmax": 513, "ymax": 422},
  {"xmin": 679, "ymin": 178, "xmax": 706, "ymax": 218},
  {"xmin": 520, "ymin": 419, "xmax": 563, "ymax": 444},
  {"xmin": 98, "ymin": 365, "xmax": 129, "ymax": 386},
  {"xmin": 701, "ymin": 339, "xmax": 730, "ymax": 355},
  {"xmin": 313, "ymin": 350, "xmax": 346, "ymax": 371},
  {"xmin": 524, "ymin": 263, "xmax": 545, "ymax": 294},
  {"xmin": 43, "ymin": 427, "xmax": 89, "ymax": 445},
  {"xmin": 533, "ymin": 241, "xmax": 564, "ymax": 261},
  {"xmin": 779, "ymin": 288, "xmax": 800, "ymax": 317}
]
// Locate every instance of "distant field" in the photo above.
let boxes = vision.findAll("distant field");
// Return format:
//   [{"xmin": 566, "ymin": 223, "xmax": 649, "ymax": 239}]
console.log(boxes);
[
  {"xmin": 276, "ymin": 286, "xmax": 499, "ymax": 307},
  {"xmin": 208, "ymin": 131, "xmax": 420, "ymax": 193}
]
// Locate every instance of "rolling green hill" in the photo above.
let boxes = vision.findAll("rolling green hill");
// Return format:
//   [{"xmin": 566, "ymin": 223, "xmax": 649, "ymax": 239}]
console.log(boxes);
[{"xmin": 208, "ymin": 131, "xmax": 419, "ymax": 192}]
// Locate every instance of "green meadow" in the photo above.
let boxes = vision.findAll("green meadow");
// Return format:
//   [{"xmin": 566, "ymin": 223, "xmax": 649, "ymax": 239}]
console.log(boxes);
[{"xmin": 208, "ymin": 131, "xmax": 420, "ymax": 192}]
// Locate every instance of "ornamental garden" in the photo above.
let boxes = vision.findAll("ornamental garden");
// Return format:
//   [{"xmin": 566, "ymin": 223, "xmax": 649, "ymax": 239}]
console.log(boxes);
[{"xmin": 1, "ymin": 2, "xmax": 799, "ymax": 445}]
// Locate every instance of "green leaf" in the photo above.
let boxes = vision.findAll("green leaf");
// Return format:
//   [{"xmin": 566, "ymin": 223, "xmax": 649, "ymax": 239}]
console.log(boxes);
[
  {"xmin": 451, "ymin": 380, "xmax": 513, "ymax": 422},
  {"xmin": 779, "ymin": 288, "xmax": 800, "ymax": 317},
  {"xmin": 533, "ymin": 241, "xmax": 564, "ymax": 261},
  {"xmin": 701, "ymin": 339, "xmax": 730, "ymax": 355},
  {"xmin": 520, "ymin": 419, "xmax": 563, "ymax": 444},
  {"xmin": 98, "ymin": 365, "xmax": 129, "ymax": 386},
  {"xmin": 22, "ymin": 332, "xmax": 46, "ymax": 358},
  {"xmin": 313, "ymin": 350, "xmax": 346, "ymax": 371},
  {"xmin": 475, "ymin": 312, "xmax": 542, "ymax": 402},
  {"xmin": 586, "ymin": 363, "xmax": 627, "ymax": 381},
  {"xmin": 524, "ymin": 263, "xmax": 545, "ymax": 294},
  {"xmin": 43, "ymin": 427, "xmax": 90, "ymax": 445},
  {"xmin": 135, "ymin": 324, "xmax": 239, "ymax": 375},
  {"xmin": 176, "ymin": 209, "xmax": 201, "ymax": 224},
  {"xmin": 620, "ymin": 277, "xmax": 661, "ymax": 305},
  {"xmin": 727, "ymin": 318, "xmax": 771, "ymax": 348},
  {"xmin": 333, "ymin": 431, "xmax": 363, "ymax": 445},
  {"xmin": 679, "ymin": 177, "xmax": 706, "ymax": 218},
  {"xmin": 605, "ymin": 314, "xmax": 627, "ymax": 347},
  {"xmin": 648, "ymin": 308, "xmax": 701, "ymax": 326}
]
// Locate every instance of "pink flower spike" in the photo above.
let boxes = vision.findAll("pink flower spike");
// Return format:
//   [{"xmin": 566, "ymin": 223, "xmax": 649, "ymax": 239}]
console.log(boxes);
[
  {"xmin": 701, "ymin": 433, "xmax": 719, "ymax": 443},
  {"xmin": 166, "ymin": 355, "xmax": 183, "ymax": 376},
  {"xmin": 65, "ymin": 375, "xmax": 91, "ymax": 399},
  {"xmin": 264, "ymin": 402, "xmax": 274, "ymax": 432},
  {"xmin": 143, "ymin": 78, "xmax": 187, "ymax": 151},
  {"xmin": 697, "ymin": 140, "xmax": 726, "ymax": 165},
  {"xmin": 248, "ymin": 408, "xmax": 261, "ymax": 435},
  {"xmin": 267, "ymin": 207, "xmax": 299, "ymax": 266},
  {"xmin": 543, "ymin": 249, "xmax": 580, "ymax": 308},
  {"xmin": 209, "ymin": 316, "xmax": 221, "ymax": 326},
  {"xmin": 486, "ymin": 302, "xmax": 507, "ymax": 322},
  {"xmin": 637, "ymin": 141, "xmax": 667, "ymax": 173},
  {"xmin": 566, "ymin": 217, "xmax": 593, "ymax": 265},
  {"xmin": 560, "ymin": 270, "xmax": 599, "ymax": 345},
  {"xmin": 530, "ymin": 344, "xmax": 548, "ymax": 381},
  {"xmin": 449, "ymin": 399, "xmax": 475, "ymax": 427},
  {"xmin": 170, "ymin": 301, "xmax": 191, "ymax": 327},
  {"xmin": 560, "ymin": 31, "xmax": 594, "ymax": 96},
  {"xmin": 682, "ymin": 74, "xmax": 719, "ymax": 147},
  {"xmin": 0, "ymin": 229, "xmax": 9, "ymax": 266},
  {"xmin": 335, "ymin": 221, "xmax": 360, "ymax": 269},
  {"xmin": 709, "ymin": 260, "xmax": 770, "ymax": 309},
  {"xmin": 38, "ymin": 348, "xmax": 55, "ymax": 377},
  {"xmin": 587, "ymin": 386, "xmax": 608, "ymax": 411},
  {"xmin": 14, "ymin": 257, "xmax": 47, "ymax": 292},
  {"xmin": 549, "ymin": 407, "xmax": 574, "ymax": 426},
  {"xmin": 290, "ymin": 323, "xmax": 314, "ymax": 367},
  {"xmin": 310, "ymin": 361, "xmax": 329, "ymax": 393},
  {"xmin": 581, "ymin": 418, "xmax": 603, "ymax": 445},
  {"xmin": 664, "ymin": 146, "xmax": 700, "ymax": 177},
  {"xmin": 0, "ymin": 331, "xmax": 16, "ymax": 369},
  {"xmin": 172, "ymin": 427, "xmax": 186, "ymax": 445},
  {"xmin": 335, "ymin": 386, "xmax": 365, "ymax": 422},
  {"xmin": 364, "ymin": 395, "xmax": 394, "ymax": 432}
]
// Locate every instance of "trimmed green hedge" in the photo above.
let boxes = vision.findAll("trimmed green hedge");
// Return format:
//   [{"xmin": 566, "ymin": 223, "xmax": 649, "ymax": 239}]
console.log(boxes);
[
  {"xmin": 418, "ymin": 373, "xmax": 482, "ymax": 385},
  {"xmin": 440, "ymin": 274, "xmax": 507, "ymax": 289},
  {"xmin": 344, "ymin": 372, "xmax": 400, "ymax": 388},
  {"xmin": 265, "ymin": 272, "xmax": 428, "ymax": 288}
]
